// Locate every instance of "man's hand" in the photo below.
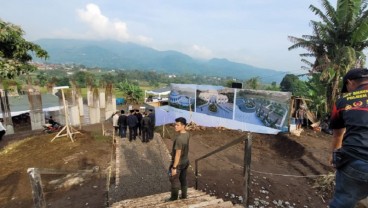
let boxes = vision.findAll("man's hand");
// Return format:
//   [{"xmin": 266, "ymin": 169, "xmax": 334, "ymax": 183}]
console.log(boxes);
[{"xmin": 171, "ymin": 168, "xmax": 177, "ymax": 176}]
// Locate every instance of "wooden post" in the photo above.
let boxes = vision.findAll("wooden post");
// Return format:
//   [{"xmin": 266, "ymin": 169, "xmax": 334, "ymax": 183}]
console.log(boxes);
[
  {"xmin": 243, "ymin": 132, "xmax": 252, "ymax": 207},
  {"xmin": 27, "ymin": 168, "xmax": 46, "ymax": 208},
  {"xmin": 195, "ymin": 160, "xmax": 199, "ymax": 189}
]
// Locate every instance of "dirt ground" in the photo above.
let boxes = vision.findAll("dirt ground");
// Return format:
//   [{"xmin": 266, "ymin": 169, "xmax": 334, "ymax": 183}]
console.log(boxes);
[
  {"xmin": 161, "ymin": 126, "xmax": 335, "ymax": 207},
  {"xmin": 0, "ymin": 124, "xmax": 112, "ymax": 208},
  {"xmin": 0, "ymin": 121, "xmax": 358, "ymax": 207}
]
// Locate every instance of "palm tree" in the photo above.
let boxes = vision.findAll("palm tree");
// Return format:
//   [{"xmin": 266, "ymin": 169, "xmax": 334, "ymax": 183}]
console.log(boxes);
[{"xmin": 289, "ymin": 0, "xmax": 368, "ymax": 111}]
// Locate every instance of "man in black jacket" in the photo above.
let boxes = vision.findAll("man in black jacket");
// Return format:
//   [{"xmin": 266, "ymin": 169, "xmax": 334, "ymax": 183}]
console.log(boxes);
[
  {"xmin": 141, "ymin": 112, "xmax": 151, "ymax": 143},
  {"xmin": 148, "ymin": 109, "xmax": 156, "ymax": 140},
  {"xmin": 135, "ymin": 109, "xmax": 143, "ymax": 137},
  {"xmin": 127, "ymin": 110, "xmax": 138, "ymax": 142},
  {"xmin": 118, "ymin": 110, "xmax": 127, "ymax": 138}
]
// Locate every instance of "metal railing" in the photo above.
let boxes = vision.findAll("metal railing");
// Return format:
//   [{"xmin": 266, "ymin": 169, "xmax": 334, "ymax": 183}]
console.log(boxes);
[{"xmin": 194, "ymin": 132, "xmax": 252, "ymax": 207}]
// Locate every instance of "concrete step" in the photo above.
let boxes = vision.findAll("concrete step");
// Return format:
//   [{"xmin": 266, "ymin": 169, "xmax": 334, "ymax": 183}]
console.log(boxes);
[
  {"xmin": 154, "ymin": 195, "xmax": 218, "ymax": 208},
  {"xmin": 187, "ymin": 199, "xmax": 228, "ymax": 207},
  {"xmin": 110, "ymin": 187, "xmax": 241, "ymax": 208},
  {"xmin": 198, "ymin": 201, "xmax": 235, "ymax": 208},
  {"xmin": 111, "ymin": 188, "xmax": 206, "ymax": 208}
]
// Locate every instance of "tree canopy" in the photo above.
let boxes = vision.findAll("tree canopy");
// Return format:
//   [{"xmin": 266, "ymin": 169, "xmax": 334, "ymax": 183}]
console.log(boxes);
[
  {"xmin": 289, "ymin": 0, "xmax": 368, "ymax": 111},
  {"xmin": 0, "ymin": 19, "xmax": 48, "ymax": 79}
]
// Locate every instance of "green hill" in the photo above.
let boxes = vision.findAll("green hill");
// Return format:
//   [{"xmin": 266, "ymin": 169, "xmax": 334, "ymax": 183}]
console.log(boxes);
[{"xmin": 34, "ymin": 39, "xmax": 287, "ymax": 83}]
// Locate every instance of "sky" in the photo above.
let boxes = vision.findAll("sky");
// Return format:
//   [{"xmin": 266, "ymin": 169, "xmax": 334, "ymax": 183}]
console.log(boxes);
[{"xmin": 0, "ymin": 0, "xmax": 338, "ymax": 74}]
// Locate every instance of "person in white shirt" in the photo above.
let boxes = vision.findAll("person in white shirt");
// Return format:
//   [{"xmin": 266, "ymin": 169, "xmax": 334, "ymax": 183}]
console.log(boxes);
[
  {"xmin": 112, "ymin": 111, "xmax": 120, "ymax": 135},
  {"xmin": 0, "ymin": 119, "xmax": 6, "ymax": 141}
]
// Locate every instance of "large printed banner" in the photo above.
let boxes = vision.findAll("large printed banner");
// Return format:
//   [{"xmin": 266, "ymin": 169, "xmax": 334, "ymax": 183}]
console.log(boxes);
[{"xmin": 167, "ymin": 84, "xmax": 291, "ymax": 133}]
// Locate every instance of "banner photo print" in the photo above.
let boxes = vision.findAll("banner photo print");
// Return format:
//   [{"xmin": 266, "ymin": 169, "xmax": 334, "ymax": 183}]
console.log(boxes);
[{"xmin": 165, "ymin": 84, "xmax": 291, "ymax": 134}]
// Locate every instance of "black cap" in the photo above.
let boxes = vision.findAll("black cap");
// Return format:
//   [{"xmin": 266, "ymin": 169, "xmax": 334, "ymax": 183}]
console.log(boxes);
[{"xmin": 341, "ymin": 68, "xmax": 368, "ymax": 93}]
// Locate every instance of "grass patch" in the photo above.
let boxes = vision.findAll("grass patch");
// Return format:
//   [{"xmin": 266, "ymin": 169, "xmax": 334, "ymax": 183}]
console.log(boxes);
[
  {"xmin": 0, "ymin": 137, "xmax": 34, "ymax": 155},
  {"xmin": 91, "ymin": 133, "xmax": 110, "ymax": 142}
]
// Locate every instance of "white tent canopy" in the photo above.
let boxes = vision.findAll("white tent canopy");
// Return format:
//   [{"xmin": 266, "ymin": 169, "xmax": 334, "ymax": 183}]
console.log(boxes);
[{"xmin": 145, "ymin": 86, "xmax": 171, "ymax": 101}]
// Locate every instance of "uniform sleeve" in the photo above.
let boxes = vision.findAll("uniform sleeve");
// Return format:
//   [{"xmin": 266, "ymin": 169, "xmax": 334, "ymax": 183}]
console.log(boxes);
[{"xmin": 330, "ymin": 103, "xmax": 345, "ymax": 129}]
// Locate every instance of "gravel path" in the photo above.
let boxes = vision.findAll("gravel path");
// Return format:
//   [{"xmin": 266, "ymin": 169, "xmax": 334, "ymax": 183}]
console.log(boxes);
[{"xmin": 110, "ymin": 133, "xmax": 172, "ymax": 203}]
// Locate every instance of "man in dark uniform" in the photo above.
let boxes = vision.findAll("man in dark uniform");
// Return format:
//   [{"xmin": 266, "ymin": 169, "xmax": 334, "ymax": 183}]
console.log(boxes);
[
  {"xmin": 118, "ymin": 110, "xmax": 127, "ymax": 138},
  {"xmin": 141, "ymin": 112, "xmax": 151, "ymax": 143},
  {"xmin": 127, "ymin": 110, "xmax": 138, "ymax": 142},
  {"xmin": 135, "ymin": 109, "xmax": 143, "ymax": 137},
  {"xmin": 329, "ymin": 68, "xmax": 368, "ymax": 207},
  {"xmin": 148, "ymin": 109, "xmax": 156, "ymax": 140},
  {"xmin": 166, "ymin": 117, "xmax": 190, "ymax": 201}
]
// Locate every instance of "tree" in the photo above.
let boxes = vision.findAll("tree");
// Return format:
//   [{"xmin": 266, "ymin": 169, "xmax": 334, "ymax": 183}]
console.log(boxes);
[
  {"xmin": 116, "ymin": 80, "xmax": 143, "ymax": 104},
  {"xmin": 280, "ymin": 74, "xmax": 308, "ymax": 96},
  {"xmin": 71, "ymin": 71, "xmax": 96, "ymax": 87},
  {"xmin": 36, "ymin": 71, "xmax": 48, "ymax": 87},
  {"xmin": 0, "ymin": 19, "xmax": 48, "ymax": 80},
  {"xmin": 289, "ymin": 0, "xmax": 368, "ymax": 112},
  {"xmin": 245, "ymin": 77, "xmax": 260, "ymax": 89}
]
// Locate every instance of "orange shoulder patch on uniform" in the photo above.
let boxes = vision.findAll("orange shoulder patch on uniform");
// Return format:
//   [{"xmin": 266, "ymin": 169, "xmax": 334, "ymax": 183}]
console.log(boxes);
[
  {"xmin": 345, "ymin": 105, "xmax": 352, "ymax": 110},
  {"xmin": 353, "ymin": 101, "xmax": 363, "ymax": 107}
]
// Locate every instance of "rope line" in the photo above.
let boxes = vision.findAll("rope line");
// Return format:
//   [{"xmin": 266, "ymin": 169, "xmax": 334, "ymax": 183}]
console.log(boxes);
[{"xmin": 250, "ymin": 169, "xmax": 330, "ymax": 178}]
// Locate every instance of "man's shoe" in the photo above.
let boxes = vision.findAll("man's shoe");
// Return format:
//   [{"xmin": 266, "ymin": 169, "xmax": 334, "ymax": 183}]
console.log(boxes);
[
  {"xmin": 180, "ymin": 186, "xmax": 188, "ymax": 199},
  {"xmin": 165, "ymin": 188, "xmax": 179, "ymax": 202}
]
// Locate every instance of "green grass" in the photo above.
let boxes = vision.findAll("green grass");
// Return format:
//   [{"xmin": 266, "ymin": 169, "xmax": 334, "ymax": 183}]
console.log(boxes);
[{"xmin": 92, "ymin": 133, "xmax": 110, "ymax": 142}]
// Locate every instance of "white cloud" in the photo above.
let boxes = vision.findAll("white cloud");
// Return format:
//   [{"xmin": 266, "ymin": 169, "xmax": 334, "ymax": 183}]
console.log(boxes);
[
  {"xmin": 187, "ymin": 44, "xmax": 213, "ymax": 59},
  {"xmin": 77, "ymin": 3, "xmax": 130, "ymax": 40},
  {"xmin": 137, "ymin": 35, "xmax": 153, "ymax": 43}
]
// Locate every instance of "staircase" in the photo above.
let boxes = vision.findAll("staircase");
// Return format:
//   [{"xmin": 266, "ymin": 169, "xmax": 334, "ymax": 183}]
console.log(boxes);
[{"xmin": 110, "ymin": 188, "xmax": 243, "ymax": 208}]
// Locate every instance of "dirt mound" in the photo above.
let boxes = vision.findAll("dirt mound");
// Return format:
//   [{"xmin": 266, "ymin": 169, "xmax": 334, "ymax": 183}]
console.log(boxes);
[
  {"xmin": 161, "ymin": 126, "xmax": 334, "ymax": 207},
  {"xmin": 0, "ymin": 124, "xmax": 112, "ymax": 208}
]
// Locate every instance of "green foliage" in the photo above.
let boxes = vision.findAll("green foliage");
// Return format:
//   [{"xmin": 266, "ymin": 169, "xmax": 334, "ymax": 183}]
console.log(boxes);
[
  {"xmin": 288, "ymin": 0, "xmax": 368, "ymax": 113},
  {"xmin": 116, "ymin": 80, "xmax": 144, "ymax": 104},
  {"xmin": 70, "ymin": 71, "xmax": 97, "ymax": 87},
  {"xmin": 280, "ymin": 74, "xmax": 308, "ymax": 96},
  {"xmin": 36, "ymin": 71, "xmax": 48, "ymax": 87},
  {"xmin": 245, "ymin": 77, "xmax": 260, "ymax": 89},
  {"xmin": 265, "ymin": 81, "xmax": 279, "ymax": 91},
  {"xmin": 0, "ymin": 19, "xmax": 48, "ymax": 79},
  {"xmin": 92, "ymin": 133, "xmax": 110, "ymax": 142}
]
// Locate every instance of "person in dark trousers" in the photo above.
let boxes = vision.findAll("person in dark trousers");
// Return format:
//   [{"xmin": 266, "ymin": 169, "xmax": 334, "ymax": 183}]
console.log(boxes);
[
  {"xmin": 118, "ymin": 110, "xmax": 127, "ymax": 138},
  {"xmin": 127, "ymin": 110, "xmax": 138, "ymax": 142},
  {"xmin": 0, "ymin": 119, "xmax": 6, "ymax": 141},
  {"xmin": 135, "ymin": 109, "xmax": 143, "ymax": 137},
  {"xmin": 329, "ymin": 68, "xmax": 368, "ymax": 207},
  {"xmin": 141, "ymin": 112, "xmax": 151, "ymax": 143},
  {"xmin": 166, "ymin": 117, "xmax": 190, "ymax": 201},
  {"xmin": 148, "ymin": 109, "xmax": 156, "ymax": 140}
]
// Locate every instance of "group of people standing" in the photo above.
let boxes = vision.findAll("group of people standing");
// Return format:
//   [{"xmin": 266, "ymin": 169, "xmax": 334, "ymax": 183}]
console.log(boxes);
[{"xmin": 113, "ymin": 109, "xmax": 155, "ymax": 142}]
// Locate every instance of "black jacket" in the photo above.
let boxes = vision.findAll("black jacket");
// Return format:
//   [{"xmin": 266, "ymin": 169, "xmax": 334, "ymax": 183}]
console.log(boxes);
[
  {"xmin": 127, "ymin": 114, "xmax": 138, "ymax": 127},
  {"xmin": 118, "ymin": 114, "xmax": 127, "ymax": 127}
]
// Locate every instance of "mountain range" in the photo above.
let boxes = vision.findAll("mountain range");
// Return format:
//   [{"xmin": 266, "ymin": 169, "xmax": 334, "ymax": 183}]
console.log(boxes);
[{"xmin": 34, "ymin": 39, "xmax": 287, "ymax": 83}]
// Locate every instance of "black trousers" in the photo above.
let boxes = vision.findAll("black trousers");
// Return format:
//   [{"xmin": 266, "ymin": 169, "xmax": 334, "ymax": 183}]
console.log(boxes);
[
  {"xmin": 0, "ymin": 130, "xmax": 5, "ymax": 141},
  {"xmin": 149, "ymin": 125, "xmax": 155, "ymax": 139},
  {"xmin": 142, "ymin": 127, "xmax": 149, "ymax": 142},
  {"xmin": 128, "ymin": 126, "xmax": 136, "ymax": 141},
  {"xmin": 114, "ymin": 126, "xmax": 119, "ymax": 135},
  {"xmin": 119, "ymin": 126, "xmax": 127, "ymax": 138},
  {"xmin": 169, "ymin": 163, "xmax": 189, "ymax": 190}
]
